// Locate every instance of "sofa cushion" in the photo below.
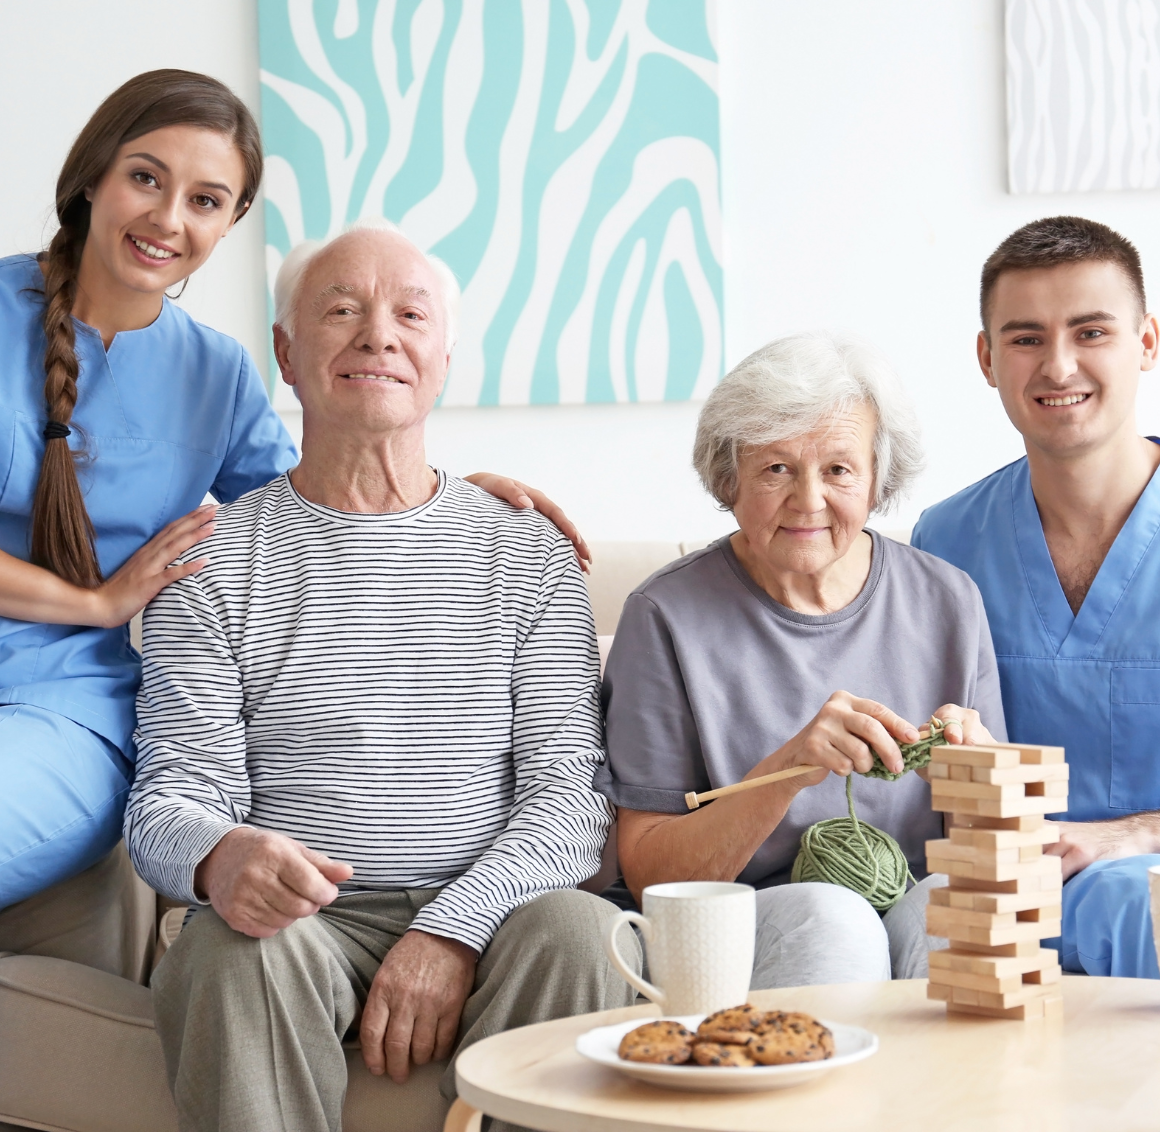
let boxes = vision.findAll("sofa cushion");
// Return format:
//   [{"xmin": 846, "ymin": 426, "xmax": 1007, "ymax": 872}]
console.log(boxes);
[
  {"xmin": 0, "ymin": 956, "xmax": 447, "ymax": 1132},
  {"xmin": 0, "ymin": 956, "xmax": 174, "ymax": 1132}
]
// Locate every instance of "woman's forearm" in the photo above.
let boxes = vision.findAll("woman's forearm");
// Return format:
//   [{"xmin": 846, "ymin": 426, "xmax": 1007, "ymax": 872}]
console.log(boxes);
[
  {"xmin": 618, "ymin": 782, "xmax": 799, "ymax": 903},
  {"xmin": 0, "ymin": 549, "xmax": 103, "ymax": 625}
]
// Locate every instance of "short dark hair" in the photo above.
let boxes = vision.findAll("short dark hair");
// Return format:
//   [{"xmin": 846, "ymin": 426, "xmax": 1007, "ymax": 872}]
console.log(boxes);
[{"xmin": 980, "ymin": 216, "xmax": 1146, "ymax": 332}]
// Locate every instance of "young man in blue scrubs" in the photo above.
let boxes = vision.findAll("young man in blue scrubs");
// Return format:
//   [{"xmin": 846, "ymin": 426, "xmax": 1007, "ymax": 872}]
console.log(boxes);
[{"xmin": 913, "ymin": 216, "xmax": 1160, "ymax": 979}]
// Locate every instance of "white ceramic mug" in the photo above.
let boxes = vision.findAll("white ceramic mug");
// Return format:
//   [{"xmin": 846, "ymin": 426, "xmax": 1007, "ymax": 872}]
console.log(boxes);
[
  {"xmin": 1149, "ymin": 865, "xmax": 1160, "ymax": 978},
  {"xmin": 604, "ymin": 881, "xmax": 756, "ymax": 1015}
]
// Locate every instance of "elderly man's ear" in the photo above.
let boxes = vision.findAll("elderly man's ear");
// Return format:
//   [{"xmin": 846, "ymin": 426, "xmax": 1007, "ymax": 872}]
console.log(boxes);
[{"xmin": 273, "ymin": 324, "xmax": 298, "ymax": 390}]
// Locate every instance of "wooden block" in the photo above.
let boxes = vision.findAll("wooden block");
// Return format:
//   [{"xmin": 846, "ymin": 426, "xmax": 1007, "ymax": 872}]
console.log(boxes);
[
  {"xmin": 927, "ymin": 981, "xmax": 952, "ymax": 1002},
  {"xmin": 979, "ymin": 794, "xmax": 1067, "ymax": 818},
  {"xmin": 931, "ymin": 746, "xmax": 1020, "ymax": 769},
  {"xmin": 946, "ymin": 871, "xmax": 1062, "ymax": 895},
  {"xmin": 924, "ymin": 838, "xmax": 1019, "ymax": 865},
  {"xmin": 931, "ymin": 886, "xmax": 1062, "ymax": 914},
  {"xmin": 926, "ymin": 853, "xmax": 1061, "ymax": 884},
  {"xmin": 932, "ymin": 890, "xmax": 1062, "ymax": 913},
  {"xmin": 1016, "ymin": 746, "xmax": 1066, "ymax": 765},
  {"xmin": 982, "ymin": 742, "xmax": 1066, "ymax": 765},
  {"xmin": 1023, "ymin": 964, "xmax": 1062, "ymax": 985},
  {"xmin": 1019, "ymin": 844, "xmax": 1045, "ymax": 861},
  {"xmin": 933, "ymin": 793, "xmax": 1068, "ymax": 819},
  {"xmin": 1016, "ymin": 904, "xmax": 1062, "ymax": 923},
  {"xmin": 950, "ymin": 813, "xmax": 1047, "ymax": 832},
  {"xmin": 946, "ymin": 992, "xmax": 1062, "ymax": 1020},
  {"xmin": 1025, "ymin": 779, "xmax": 1069, "ymax": 797},
  {"xmin": 930, "ymin": 779, "xmax": 1030, "ymax": 801},
  {"xmin": 951, "ymin": 938, "xmax": 1047, "ymax": 957},
  {"xmin": 927, "ymin": 961, "xmax": 1062, "ymax": 994},
  {"xmin": 949, "ymin": 764, "xmax": 973, "ymax": 782},
  {"xmin": 971, "ymin": 763, "xmax": 1069, "ymax": 785},
  {"xmin": 929, "ymin": 763, "xmax": 948, "ymax": 779},
  {"xmin": 947, "ymin": 980, "xmax": 1056, "ymax": 1009},
  {"xmin": 934, "ymin": 795, "xmax": 983, "ymax": 815},
  {"xmin": 926, "ymin": 905, "xmax": 1016, "ymax": 932},
  {"xmin": 926, "ymin": 910, "xmax": 1062, "ymax": 946},
  {"xmin": 929, "ymin": 946, "xmax": 1058, "ymax": 979},
  {"xmin": 928, "ymin": 967, "xmax": 1024, "ymax": 994}
]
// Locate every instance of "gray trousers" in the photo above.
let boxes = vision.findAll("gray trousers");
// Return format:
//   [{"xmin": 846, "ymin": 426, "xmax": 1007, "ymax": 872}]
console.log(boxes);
[
  {"xmin": 152, "ymin": 888, "xmax": 640, "ymax": 1132},
  {"xmin": 749, "ymin": 875, "xmax": 948, "ymax": 989}
]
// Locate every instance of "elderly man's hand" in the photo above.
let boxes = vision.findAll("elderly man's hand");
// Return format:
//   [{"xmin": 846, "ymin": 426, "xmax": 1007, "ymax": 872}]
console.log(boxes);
[
  {"xmin": 195, "ymin": 827, "xmax": 353, "ymax": 938},
  {"xmin": 360, "ymin": 929, "xmax": 477, "ymax": 1082},
  {"xmin": 773, "ymin": 690, "xmax": 920, "ymax": 782},
  {"xmin": 1045, "ymin": 816, "xmax": 1160, "ymax": 881}
]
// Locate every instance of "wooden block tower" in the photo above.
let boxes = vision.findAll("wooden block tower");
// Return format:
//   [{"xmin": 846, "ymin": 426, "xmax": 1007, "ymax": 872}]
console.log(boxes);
[{"xmin": 924, "ymin": 741, "xmax": 1067, "ymax": 1020}]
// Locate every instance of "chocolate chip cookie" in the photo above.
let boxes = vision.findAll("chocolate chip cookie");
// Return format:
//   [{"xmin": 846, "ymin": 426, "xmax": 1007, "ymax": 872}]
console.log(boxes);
[
  {"xmin": 617, "ymin": 1020, "xmax": 694, "ymax": 1064},
  {"xmin": 691, "ymin": 1040, "xmax": 758, "ymax": 1067},
  {"xmin": 750, "ymin": 1011, "xmax": 834, "ymax": 1065}
]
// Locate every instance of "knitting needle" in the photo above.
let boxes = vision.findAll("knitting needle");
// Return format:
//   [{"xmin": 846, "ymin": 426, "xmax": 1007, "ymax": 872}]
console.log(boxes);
[
  {"xmin": 684, "ymin": 728, "xmax": 935, "ymax": 811},
  {"xmin": 685, "ymin": 765, "xmax": 818, "ymax": 810}
]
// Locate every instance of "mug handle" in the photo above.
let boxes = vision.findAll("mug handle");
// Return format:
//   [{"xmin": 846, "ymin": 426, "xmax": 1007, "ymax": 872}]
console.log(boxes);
[{"xmin": 604, "ymin": 910, "xmax": 666, "ymax": 1010}]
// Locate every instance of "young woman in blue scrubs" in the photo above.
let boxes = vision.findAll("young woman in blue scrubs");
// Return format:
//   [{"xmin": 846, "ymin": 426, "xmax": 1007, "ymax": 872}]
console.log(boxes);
[{"xmin": 0, "ymin": 70, "xmax": 585, "ymax": 940}]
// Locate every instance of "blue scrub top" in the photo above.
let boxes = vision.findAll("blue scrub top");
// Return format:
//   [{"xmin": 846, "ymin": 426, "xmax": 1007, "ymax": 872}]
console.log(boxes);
[
  {"xmin": 0, "ymin": 254, "xmax": 297, "ymax": 754},
  {"xmin": 912, "ymin": 451, "xmax": 1160, "ymax": 823}
]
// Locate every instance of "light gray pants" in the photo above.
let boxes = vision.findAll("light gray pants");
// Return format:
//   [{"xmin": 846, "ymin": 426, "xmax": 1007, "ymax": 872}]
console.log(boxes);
[
  {"xmin": 152, "ymin": 888, "xmax": 640, "ymax": 1132},
  {"xmin": 750, "ymin": 875, "xmax": 948, "ymax": 989}
]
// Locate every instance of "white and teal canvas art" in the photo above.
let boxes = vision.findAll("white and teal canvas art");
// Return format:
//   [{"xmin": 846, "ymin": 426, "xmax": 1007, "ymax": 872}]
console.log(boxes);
[{"xmin": 258, "ymin": 0, "xmax": 722, "ymax": 406}]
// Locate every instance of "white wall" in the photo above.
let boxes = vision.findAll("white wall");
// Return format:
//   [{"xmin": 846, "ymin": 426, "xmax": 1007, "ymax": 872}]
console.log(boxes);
[{"xmin": 4, "ymin": 1, "xmax": 1160, "ymax": 540}]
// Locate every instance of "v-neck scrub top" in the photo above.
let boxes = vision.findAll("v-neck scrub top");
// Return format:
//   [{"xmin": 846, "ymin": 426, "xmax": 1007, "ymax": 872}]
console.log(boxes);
[
  {"xmin": 912, "ymin": 451, "xmax": 1160, "ymax": 822},
  {"xmin": 0, "ymin": 253, "xmax": 297, "ymax": 755}
]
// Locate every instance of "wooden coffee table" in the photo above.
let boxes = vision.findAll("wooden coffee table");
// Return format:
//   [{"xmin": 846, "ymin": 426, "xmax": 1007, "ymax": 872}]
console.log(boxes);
[{"xmin": 448, "ymin": 977, "xmax": 1160, "ymax": 1131}]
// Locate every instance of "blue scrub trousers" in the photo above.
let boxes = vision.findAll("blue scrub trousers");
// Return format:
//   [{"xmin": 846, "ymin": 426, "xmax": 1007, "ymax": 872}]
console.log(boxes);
[
  {"xmin": 0, "ymin": 703, "xmax": 132, "ymax": 910},
  {"xmin": 1056, "ymin": 855, "xmax": 1160, "ymax": 979}
]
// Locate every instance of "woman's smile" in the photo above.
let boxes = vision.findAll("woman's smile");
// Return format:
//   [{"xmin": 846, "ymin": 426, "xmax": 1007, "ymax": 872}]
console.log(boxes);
[{"xmin": 126, "ymin": 233, "xmax": 180, "ymax": 265}]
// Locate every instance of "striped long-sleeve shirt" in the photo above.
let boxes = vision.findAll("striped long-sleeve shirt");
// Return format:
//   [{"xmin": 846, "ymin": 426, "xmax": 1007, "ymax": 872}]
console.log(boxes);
[{"xmin": 124, "ymin": 472, "xmax": 612, "ymax": 952}]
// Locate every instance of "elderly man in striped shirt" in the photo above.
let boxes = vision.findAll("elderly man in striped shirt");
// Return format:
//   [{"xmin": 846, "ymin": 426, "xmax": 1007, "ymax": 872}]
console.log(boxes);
[{"xmin": 124, "ymin": 220, "xmax": 638, "ymax": 1132}]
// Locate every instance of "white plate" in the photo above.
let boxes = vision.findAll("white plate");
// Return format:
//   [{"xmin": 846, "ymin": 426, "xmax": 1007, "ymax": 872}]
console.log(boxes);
[{"xmin": 576, "ymin": 1014, "xmax": 878, "ymax": 1093}]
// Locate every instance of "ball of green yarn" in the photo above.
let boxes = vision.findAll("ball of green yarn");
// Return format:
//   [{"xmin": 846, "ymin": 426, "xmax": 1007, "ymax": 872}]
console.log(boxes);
[
  {"xmin": 790, "ymin": 720, "xmax": 952, "ymax": 910},
  {"xmin": 791, "ymin": 775, "xmax": 910, "ymax": 911}
]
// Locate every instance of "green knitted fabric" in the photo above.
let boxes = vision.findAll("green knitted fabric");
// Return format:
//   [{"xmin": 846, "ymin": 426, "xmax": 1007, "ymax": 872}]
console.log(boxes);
[
  {"xmin": 862, "ymin": 719, "xmax": 951, "ymax": 781},
  {"xmin": 790, "ymin": 720, "xmax": 951, "ymax": 910}
]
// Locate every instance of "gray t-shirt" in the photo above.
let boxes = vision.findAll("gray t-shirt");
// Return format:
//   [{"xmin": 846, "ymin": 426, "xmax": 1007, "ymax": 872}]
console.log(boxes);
[{"xmin": 595, "ymin": 532, "xmax": 1007, "ymax": 888}]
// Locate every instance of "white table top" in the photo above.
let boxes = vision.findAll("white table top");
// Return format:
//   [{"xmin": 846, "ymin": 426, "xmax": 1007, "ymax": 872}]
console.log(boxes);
[{"xmin": 454, "ymin": 977, "xmax": 1160, "ymax": 1131}]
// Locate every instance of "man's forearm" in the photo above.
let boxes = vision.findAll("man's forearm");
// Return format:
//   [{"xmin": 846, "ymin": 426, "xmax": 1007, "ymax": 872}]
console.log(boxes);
[
  {"xmin": 410, "ymin": 784, "xmax": 611, "ymax": 951},
  {"xmin": 1112, "ymin": 810, "xmax": 1160, "ymax": 853}
]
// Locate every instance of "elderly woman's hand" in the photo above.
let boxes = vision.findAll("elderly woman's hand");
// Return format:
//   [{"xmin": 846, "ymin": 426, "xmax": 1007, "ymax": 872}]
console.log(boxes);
[
  {"xmin": 931, "ymin": 704, "xmax": 994, "ymax": 747},
  {"xmin": 761, "ymin": 690, "xmax": 921, "ymax": 784}
]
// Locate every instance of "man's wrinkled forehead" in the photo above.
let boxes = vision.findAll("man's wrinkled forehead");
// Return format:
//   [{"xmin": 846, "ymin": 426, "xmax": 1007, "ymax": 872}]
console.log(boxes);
[{"xmin": 304, "ymin": 233, "xmax": 437, "ymax": 311}]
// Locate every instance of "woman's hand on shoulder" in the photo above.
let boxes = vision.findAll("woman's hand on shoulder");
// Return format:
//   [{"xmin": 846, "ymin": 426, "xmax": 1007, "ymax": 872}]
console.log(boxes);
[
  {"xmin": 90, "ymin": 504, "xmax": 218, "ymax": 627},
  {"xmin": 774, "ymin": 690, "xmax": 921, "ymax": 782},
  {"xmin": 464, "ymin": 473, "xmax": 591, "ymax": 573},
  {"xmin": 0, "ymin": 504, "xmax": 215, "ymax": 628},
  {"xmin": 930, "ymin": 704, "xmax": 993, "ymax": 746}
]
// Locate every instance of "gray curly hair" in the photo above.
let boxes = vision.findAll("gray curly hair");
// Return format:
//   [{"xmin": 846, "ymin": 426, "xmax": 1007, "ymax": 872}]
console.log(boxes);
[{"xmin": 693, "ymin": 331, "xmax": 924, "ymax": 514}]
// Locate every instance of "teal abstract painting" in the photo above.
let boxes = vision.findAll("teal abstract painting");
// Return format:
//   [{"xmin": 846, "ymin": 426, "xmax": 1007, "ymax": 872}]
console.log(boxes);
[{"xmin": 258, "ymin": 0, "xmax": 723, "ymax": 405}]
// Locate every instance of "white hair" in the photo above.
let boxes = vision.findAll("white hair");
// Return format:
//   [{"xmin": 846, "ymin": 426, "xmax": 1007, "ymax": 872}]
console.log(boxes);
[
  {"xmin": 692, "ymin": 331, "xmax": 924, "ymax": 514},
  {"xmin": 272, "ymin": 217, "xmax": 460, "ymax": 349}
]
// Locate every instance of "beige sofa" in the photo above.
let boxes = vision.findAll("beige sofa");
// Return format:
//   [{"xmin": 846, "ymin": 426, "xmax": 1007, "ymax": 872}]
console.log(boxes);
[{"xmin": 0, "ymin": 538, "xmax": 712, "ymax": 1132}]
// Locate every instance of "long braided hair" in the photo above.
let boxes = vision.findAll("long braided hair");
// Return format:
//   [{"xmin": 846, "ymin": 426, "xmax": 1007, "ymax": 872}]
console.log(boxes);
[{"xmin": 32, "ymin": 70, "xmax": 263, "ymax": 587}]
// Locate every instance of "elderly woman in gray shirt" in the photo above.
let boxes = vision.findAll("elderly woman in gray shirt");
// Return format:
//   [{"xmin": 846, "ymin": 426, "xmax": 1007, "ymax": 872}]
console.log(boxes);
[{"xmin": 596, "ymin": 331, "xmax": 1006, "ymax": 985}]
